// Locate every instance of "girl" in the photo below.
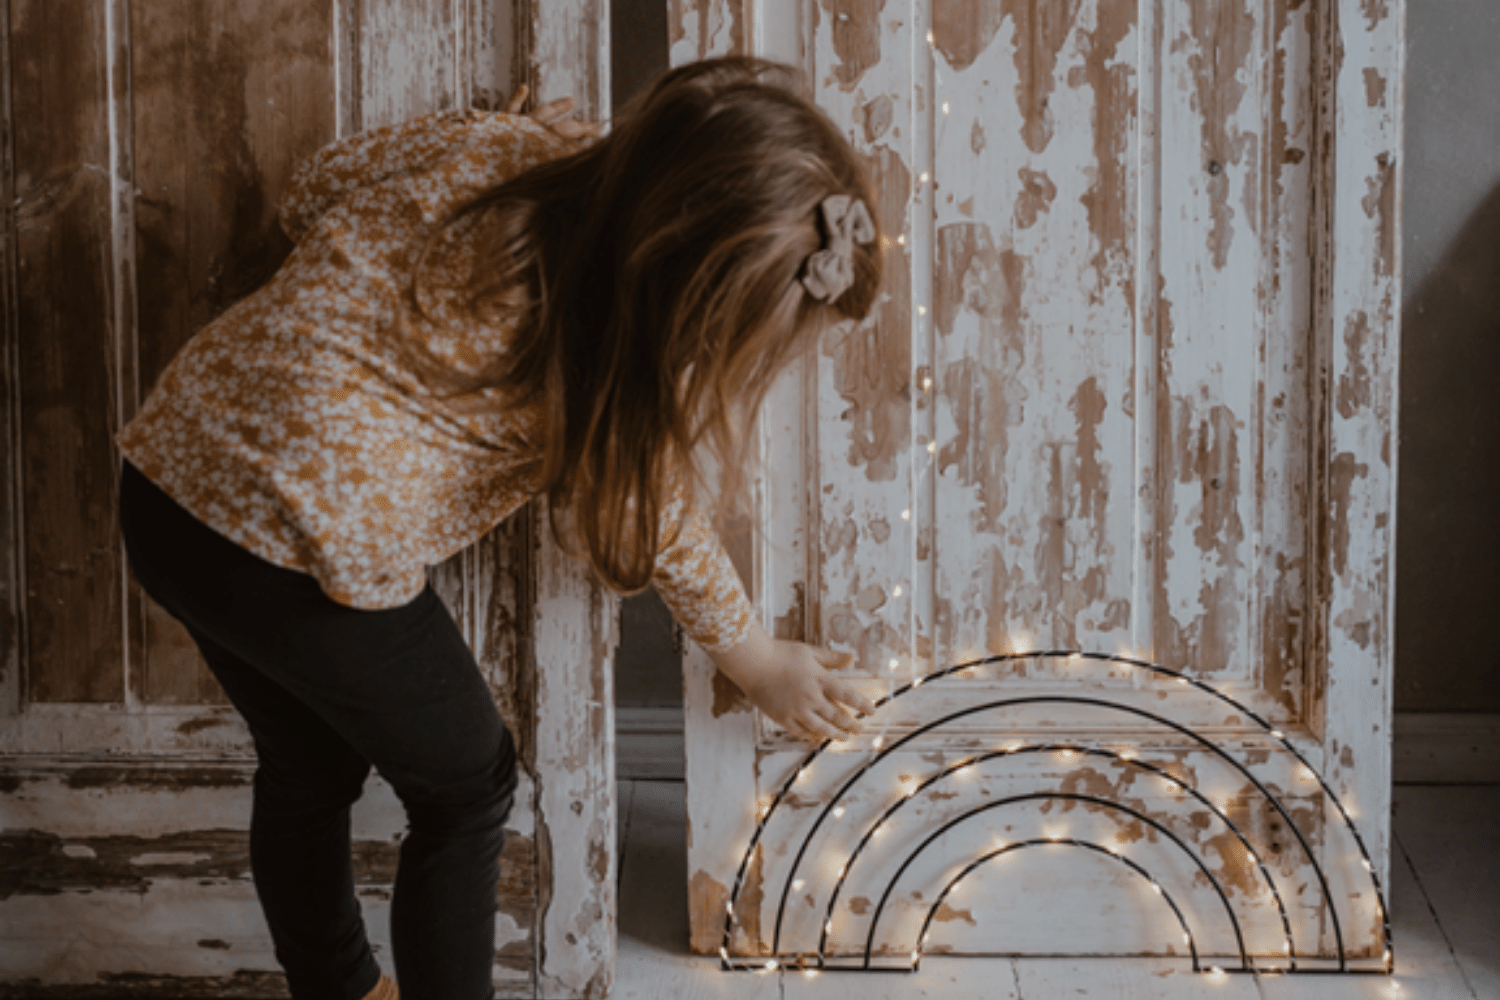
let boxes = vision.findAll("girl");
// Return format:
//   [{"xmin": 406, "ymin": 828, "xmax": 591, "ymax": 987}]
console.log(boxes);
[{"xmin": 116, "ymin": 57, "xmax": 880, "ymax": 1000}]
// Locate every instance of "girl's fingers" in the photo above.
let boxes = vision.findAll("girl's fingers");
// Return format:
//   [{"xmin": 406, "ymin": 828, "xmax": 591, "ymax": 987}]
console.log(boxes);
[
  {"xmin": 816, "ymin": 700, "xmax": 861, "ymax": 735},
  {"xmin": 827, "ymin": 680, "xmax": 877, "ymax": 717},
  {"xmin": 530, "ymin": 96, "xmax": 576, "ymax": 123},
  {"xmin": 504, "ymin": 84, "xmax": 529, "ymax": 114},
  {"xmin": 799, "ymin": 714, "xmax": 841, "ymax": 745},
  {"xmin": 551, "ymin": 120, "xmax": 601, "ymax": 141},
  {"xmin": 811, "ymin": 646, "xmax": 856, "ymax": 671}
]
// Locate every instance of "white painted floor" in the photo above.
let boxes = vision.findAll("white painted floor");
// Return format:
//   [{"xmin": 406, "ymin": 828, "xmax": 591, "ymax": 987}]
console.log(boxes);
[{"xmin": 612, "ymin": 780, "xmax": 1500, "ymax": 1000}]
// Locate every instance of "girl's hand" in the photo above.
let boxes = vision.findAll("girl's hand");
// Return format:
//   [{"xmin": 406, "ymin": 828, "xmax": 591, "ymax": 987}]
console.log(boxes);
[
  {"xmin": 711, "ymin": 623, "xmax": 877, "ymax": 746},
  {"xmin": 504, "ymin": 85, "xmax": 603, "ymax": 147}
]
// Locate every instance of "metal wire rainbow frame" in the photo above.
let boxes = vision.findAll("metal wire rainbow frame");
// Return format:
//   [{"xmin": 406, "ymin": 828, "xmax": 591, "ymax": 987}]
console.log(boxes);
[{"xmin": 716, "ymin": 650, "xmax": 1393, "ymax": 978}]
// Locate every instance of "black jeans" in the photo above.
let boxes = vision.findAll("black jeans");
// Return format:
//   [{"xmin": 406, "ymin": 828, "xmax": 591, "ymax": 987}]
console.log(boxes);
[{"xmin": 118, "ymin": 460, "xmax": 517, "ymax": 1000}]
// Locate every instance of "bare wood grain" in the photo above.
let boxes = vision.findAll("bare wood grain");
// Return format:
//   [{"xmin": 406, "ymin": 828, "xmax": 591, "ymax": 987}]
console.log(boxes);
[{"xmin": 13, "ymin": 0, "xmax": 124, "ymax": 703}]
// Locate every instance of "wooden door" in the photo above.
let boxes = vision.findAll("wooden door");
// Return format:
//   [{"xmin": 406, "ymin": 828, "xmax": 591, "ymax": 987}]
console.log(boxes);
[
  {"xmin": 0, "ymin": 2, "xmax": 616, "ymax": 996},
  {"xmin": 684, "ymin": 0, "xmax": 1400, "ymax": 974}
]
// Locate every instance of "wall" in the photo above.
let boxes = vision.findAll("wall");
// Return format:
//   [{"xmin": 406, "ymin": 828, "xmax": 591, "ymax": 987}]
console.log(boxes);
[{"xmin": 1395, "ymin": 0, "xmax": 1500, "ymax": 712}]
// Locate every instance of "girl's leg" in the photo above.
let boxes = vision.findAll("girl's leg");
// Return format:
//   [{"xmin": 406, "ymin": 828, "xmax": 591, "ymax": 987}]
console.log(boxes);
[
  {"xmin": 183, "ymin": 624, "xmax": 380, "ymax": 1000},
  {"xmin": 119, "ymin": 461, "xmax": 516, "ymax": 1000}
]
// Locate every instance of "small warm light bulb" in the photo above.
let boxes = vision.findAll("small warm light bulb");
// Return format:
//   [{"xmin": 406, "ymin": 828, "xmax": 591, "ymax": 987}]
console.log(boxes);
[
  {"xmin": 1363, "ymin": 859, "xmax": 1374, "ymax": 871},
  {"xmin": 792, "ymin": 879, "xmax": 805, "ymax": 892},
  {"xmin": 897, "ymin": 234, "xmax": 906, "ymax": 246},
  {"xmin": 1119, "ymin": 748, "xmax": 1137, "ymax": 760},
  {"xmin": 1151, "ymin": 883, "xmax": 1162, "ymax": 894},
  {"xmin": 942, "ymin": 101, "xmax": 950, "ymax": 114},
  {"xmin": 921, "ymin": 376, "xmax": 933, "ymax": 390},
  {"xmin": 872, "ymin": 736, "xmax": 884, "ymax": 749},
  {"xmin": 888, "ymin": 657, "xmax": 900, "ymax": 670},
  {"xmin": 892, "ymin": 584, "xmax": 904, "ymax": 597},
  {"xmin": 803, "ymin": 968, "xmax": 820, "ymax": 979},
  {"xmin": 926, "ymin": 441, "xmax": 937, "ymax": 454},
  {"xmin": 1209, "ymin": 966, "xmax": 1225, "ymax": 976},
  {"xmin": 917, "ymin": 304, "xmax": 927, "ymax": 316},
  {"xmin": 919, "ymin": 172, "xmax": 930, "ymax": 184},
  {"xmin": 832, "ymin": 805, "xmax": 845, "ymax": 818},
  {"xmin": 1270, "ymin": 730, "xmax": 1285, "ymax": 739},
  {"xmin": 765, "ymin": 959, "xmax": 779, "ymax": 971},
  {"xmin": 901, "ymin": 509, "xmax": 911, "ymax": 520}
]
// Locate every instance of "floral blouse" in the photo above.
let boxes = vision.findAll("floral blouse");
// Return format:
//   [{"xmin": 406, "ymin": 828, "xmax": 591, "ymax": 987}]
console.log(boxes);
[{"xmin": 115, "ymin": 109, "xmax": 754, "ymax": 654}]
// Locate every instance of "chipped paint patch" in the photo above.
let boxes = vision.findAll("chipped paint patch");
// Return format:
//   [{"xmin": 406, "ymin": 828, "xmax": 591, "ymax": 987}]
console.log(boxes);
[
  {"xmin": 822, "ymin": 0, "xmax": 886, "ymax": 91},
  {"xmin": 1013, "ymin": 167, "xmax": 1057, "ymax": 230},
  {"xmin": 931, "ymin": 0, "xmax": 1006, "ymax": 72}
]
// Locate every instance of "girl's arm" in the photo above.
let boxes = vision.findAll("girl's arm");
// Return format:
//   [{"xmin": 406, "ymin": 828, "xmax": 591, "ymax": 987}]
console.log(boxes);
[{"xmin": 652, "ymin": 495, "xmax": 874, "ymax": 745}]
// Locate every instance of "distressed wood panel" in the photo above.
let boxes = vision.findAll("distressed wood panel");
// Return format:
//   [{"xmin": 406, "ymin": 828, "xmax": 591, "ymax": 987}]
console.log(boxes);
[
  {"xmin": 688, "ymin": 0, "xmax": 1399, "ymax": 967},
  {"xmin": 3, "ymin": 0, "xmax": 620, "ymax": 994},
  {"xmin": 130, "ymin": 0, "xmax": 336, "ymax": 706},
  {"xmin": 11, "ymin": 0, "xmax": 125, "ymax": 703},
  {"xmin": 524, "ymin": 5, "xmax": 617, "ymax": 995},
  {"xmin": 1316, "ymin": 0, "xmax": 1401, "ymax": 952},
  {"xmin": 929, "ymin": 0, "xmax": 1139, "ymax": 665},
  {"xmin": 668, "ymin": 0, "xmax": 746, "ymax": 64},
  {"xmin": 0, "ymin": 0, "xmax": 21, "ymax": 720},
  {"xmin": 355, "ymin": 0, "xmax": 460, "ymax": 132},
  {"xmin": 1154, "ymin": 0, "xmax": 1267, "ymax": 686},
  {"xmin": 808, "ymin": 0, "xmax": 918, "ymax": 680}
]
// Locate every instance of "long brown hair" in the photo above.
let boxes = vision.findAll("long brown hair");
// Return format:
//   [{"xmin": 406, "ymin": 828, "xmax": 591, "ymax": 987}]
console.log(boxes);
[{"xmin": 434, "ymin": 57, "xmax": 882, "ymax": 593}]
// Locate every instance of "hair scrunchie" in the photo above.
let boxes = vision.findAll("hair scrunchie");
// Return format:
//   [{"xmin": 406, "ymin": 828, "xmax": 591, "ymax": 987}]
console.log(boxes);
[{"xmin": 801, "ymin": 194, "xmax": 877, "ymax": 303}]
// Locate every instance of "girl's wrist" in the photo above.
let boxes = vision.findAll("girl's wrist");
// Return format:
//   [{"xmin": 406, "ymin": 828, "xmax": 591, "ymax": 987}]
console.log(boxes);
[{"xmin": 708, "ymin": 619, "xmax": 778, "ymax": 694}]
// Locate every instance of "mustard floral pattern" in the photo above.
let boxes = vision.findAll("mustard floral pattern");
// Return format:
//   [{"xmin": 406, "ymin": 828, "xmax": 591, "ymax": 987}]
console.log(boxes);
[{"xmin": 116, "ymin": 109, "xmax": 754, "ymax": 654}]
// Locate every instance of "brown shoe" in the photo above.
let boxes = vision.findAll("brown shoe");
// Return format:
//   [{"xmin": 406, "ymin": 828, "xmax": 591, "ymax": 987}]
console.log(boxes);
[{"xmin": 361, "ymin": 974, "xmax": 399, "ymax": 1000}]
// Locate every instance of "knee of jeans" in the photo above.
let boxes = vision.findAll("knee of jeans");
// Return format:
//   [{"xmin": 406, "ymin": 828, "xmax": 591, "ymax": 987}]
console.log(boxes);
[{"xmin": 399, "ymin": 738, "xmax": 518, "ymax": 838}]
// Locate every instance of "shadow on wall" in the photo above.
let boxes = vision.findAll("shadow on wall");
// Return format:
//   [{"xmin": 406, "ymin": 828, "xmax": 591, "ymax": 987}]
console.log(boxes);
[{"xmin": 1395, "ymin": 179, "xmax": 1500, "ymax": 711}]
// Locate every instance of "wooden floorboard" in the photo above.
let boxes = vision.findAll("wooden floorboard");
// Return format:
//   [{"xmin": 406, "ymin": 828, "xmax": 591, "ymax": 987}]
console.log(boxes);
[
  {"xmin": 1388, "ymin": 785, "xmax": 1500, "ymax": 1000},
  {"xmin": 615, "ymin": 779, "xmax": 779, "ymax": 999}
]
